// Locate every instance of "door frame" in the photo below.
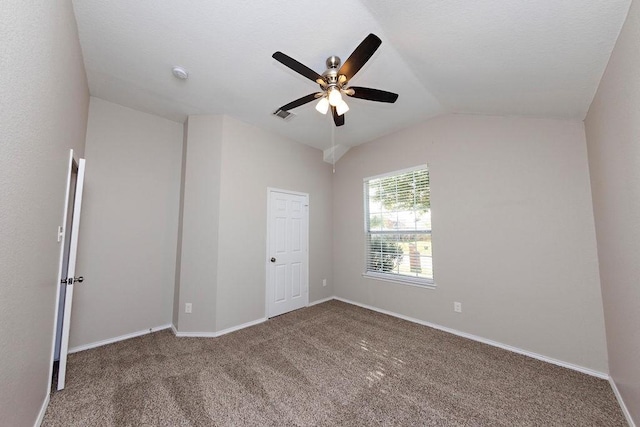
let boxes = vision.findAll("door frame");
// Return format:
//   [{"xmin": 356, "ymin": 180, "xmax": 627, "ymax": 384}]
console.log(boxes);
[
  {"xmin": 265, "ymin": 187, "xmax": 309, "ymax": 319},
  {"xmin": 48, "ymin": 149, "xmax": 86, "ymax": 391},
  {"xmin": 57, "ymin": 155, "xmax": 85, "ymax": 390},
  {"xmin": 47, "ymin": 149, "xmax": 77, "ymax": 391}
]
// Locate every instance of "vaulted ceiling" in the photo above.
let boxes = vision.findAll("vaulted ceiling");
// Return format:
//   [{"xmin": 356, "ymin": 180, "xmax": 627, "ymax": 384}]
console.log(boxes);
[{"xmin": 72, "ymin": 0, "xmax": 631, "ymax": 158}]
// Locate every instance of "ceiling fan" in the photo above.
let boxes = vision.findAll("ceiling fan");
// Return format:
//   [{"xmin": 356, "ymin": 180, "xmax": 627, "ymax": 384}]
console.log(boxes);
[{"xmin": 272, "ymin": 33, "xmax": 399, "ymax": 127}]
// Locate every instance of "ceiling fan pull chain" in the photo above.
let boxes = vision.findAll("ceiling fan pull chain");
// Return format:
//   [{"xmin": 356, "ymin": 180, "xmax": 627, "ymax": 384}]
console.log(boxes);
[{"xmin": 331, "ymin": 113, "xmax": 336, "ymax": 173}]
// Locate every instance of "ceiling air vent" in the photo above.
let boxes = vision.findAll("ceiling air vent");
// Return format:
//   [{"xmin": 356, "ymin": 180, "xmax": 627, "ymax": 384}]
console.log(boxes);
[{"xmin": 273, "ymin": 109, "xmax": 295, "ymax": 121}]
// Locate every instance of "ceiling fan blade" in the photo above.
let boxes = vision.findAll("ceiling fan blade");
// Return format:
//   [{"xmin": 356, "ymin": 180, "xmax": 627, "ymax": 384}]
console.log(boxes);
[
  {"xmin": 338, "ymin": 34, "xmax": 382, "ymax": 82},
  {"xmin": 278, "ymin": 93, "xmax": 322, "ymax": 111},
  {"xmin": 347, "ymin": 86, "xmax": 399, "ymax": 103},
  {"xmin": 273, "ymin": 51, "xmax": 324, "ymax": 83},
  {"xmin": 332, "ymin": 106, "xmax": 345, "ymax": 127}
]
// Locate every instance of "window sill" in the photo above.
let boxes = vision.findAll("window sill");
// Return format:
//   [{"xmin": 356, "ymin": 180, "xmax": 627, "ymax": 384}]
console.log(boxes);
[{"xmin": 362, "ymin": 272, "xmax": 436, "ymax": 290}]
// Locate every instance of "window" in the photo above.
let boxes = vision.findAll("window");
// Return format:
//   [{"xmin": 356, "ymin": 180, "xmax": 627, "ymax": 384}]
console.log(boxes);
[{"xmin": 364, "ymin": 165, "xmax": 434, "ymax": 287}]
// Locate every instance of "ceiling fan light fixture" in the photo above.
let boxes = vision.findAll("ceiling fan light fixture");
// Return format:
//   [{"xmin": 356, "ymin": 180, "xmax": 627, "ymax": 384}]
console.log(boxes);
[
  {"xmin": 328, "ymin": 86, "xmax": 342, "ymax": 106},
  {"xmin": 336, "ymin": 99, "xmax": 349, "ymax": 116},
  {"xmin": 315, "ymin": 97, "xmax": 330, "ymax": 114}
]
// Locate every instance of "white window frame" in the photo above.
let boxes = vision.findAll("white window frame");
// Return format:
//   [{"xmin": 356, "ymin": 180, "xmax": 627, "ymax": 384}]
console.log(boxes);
[{"xmin": 362, "ymin": 165, "xmax": 435, "ymax": 289}]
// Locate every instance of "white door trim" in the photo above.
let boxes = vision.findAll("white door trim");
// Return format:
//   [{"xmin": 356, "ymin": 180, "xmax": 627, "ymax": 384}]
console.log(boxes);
[
  {"xmin": 265, "ymin": 187, "xmax": 309, "ymax": 318},
  {"xmin": 47, "ymin": 150, "xmax": 76, "ymax": 396},
  {"xmin": 57, "ymin": 157, "xmax": 86, "ymax": 390}
]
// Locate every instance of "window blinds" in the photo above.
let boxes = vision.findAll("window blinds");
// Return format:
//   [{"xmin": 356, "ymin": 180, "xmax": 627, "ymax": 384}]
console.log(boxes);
[{"xmin": 364, "ymin": 166, "xmax": 433, "ymax": 285}]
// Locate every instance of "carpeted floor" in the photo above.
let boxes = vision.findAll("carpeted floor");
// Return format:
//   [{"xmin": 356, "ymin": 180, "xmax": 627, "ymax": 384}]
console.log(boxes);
[{"xmin": 43, "ymin": 300, "xmax": 626, "ymax": 426}]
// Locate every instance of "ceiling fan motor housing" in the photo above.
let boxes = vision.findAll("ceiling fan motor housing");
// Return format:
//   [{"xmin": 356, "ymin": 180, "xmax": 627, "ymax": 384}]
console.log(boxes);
[
  {"xmin": 323, "ymin": 57, "xmax": 341, "ymax": 87},
  {"xmin": 326, "ymin": 56, "xmax": 341, "ymax": 69}
]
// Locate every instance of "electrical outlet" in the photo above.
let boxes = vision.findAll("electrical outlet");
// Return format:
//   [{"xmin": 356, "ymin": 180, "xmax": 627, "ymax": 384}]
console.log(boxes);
[
  {"xmin": 454, "ymin": 302, "xmax": 462, "ymax": 313},
  {"xmin": 185, "ymin": 303, "xmax": 192, "ymax": 314},
  {"xmin": 322, "ymin": 279, "xmax": 327, "ymax": 287}
]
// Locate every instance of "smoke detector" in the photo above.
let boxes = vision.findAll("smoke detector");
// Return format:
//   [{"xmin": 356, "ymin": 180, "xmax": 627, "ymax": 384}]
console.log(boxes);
[{"xmin": 172, "ymin": 66, "xmax": 189, "ymax": 80}]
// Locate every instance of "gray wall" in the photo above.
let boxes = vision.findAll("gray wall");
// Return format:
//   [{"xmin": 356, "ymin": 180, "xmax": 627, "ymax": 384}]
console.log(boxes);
[
  {"xmin": 0, "ymin": 0, "xmax": 89, "ymax": 425},
  {"xmin": 175, "ymin": 115, "xmax": 334, "ymax": 333},
  {"xmin": 333, "ymin": 114, "xmax": 608, "ymax": 373},
  {"xmin": 71, "ymin": 97, "xmax": 182, "ymax": 348},
  {"xmin": 216, "ymin": 116, "xmax": 334, "ymax": 330},
  {"xmin": 175, "ymin": 115, "xmax": 224, "ymax": 332},
  {"xmin": 173, "ymin": 120, "xmax": 189, "ymax": 327},
  {"xmin": 585, "ymin": 0, "xmax": 640, "ymax": 422}
]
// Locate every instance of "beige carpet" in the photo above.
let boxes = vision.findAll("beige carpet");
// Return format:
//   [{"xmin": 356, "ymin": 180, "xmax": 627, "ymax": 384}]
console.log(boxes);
[{"xmin": 43, "ymin": 300, "xmax": 625, "ymax": 426}]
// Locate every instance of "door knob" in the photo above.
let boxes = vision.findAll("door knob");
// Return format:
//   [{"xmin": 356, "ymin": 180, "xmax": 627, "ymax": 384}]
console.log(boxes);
[
  {"xmin": 270, "ymin": 257, "xmax": 276, "ymax": 263},
  {"xmin": 60, "ymin": 276, "xmax": 84, "ymax": 285}
]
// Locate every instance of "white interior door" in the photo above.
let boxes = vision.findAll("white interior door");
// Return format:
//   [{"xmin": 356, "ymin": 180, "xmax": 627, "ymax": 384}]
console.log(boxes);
[
  {"xmin": 56, "ymin": 157, "xmax": 86, "ymax": 390},
  {"xmin": 53, "ymin": 155, "xmax": 78, "ymax": 363},
  {"xmin": 267, "ymin": 189, "xmax": 309, "ymax": 318}
]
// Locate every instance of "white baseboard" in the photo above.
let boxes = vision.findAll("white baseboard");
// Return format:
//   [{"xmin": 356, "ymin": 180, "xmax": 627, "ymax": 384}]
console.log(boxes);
[
  {"xmin": 215, "ymin": 317, "xmax": 267, "ymax": 337},
  {"xmin": 308, "ymin": 296, "xmax": 334, "ymax": 307},
  {"xmin": 334, "ymin": 297, "xmax": 609, "ymax": 380},
  {"xmin": 171, "ymin": 317, "xmax": 267, "ymax": 338},
  {"xmin": 609, "ymin": 377, "xmax": 637, "ymax": 427},
  {"xmin": 68, "ymin": 324, "xmax": 172, "ymax": 354},
  {"xmin": 172, "ymin": 330, "xmax": 218, "ymax": 338},
  {"xmin": 34, "ymin": 392, "xmax": 50, "ymax": 427}
]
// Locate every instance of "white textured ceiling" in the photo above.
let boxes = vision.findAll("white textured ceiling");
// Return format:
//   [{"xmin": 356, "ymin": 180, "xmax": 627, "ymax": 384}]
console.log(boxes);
[{"xmin": 72, "ymin": 0, "xmax": 630, "ymax": 153}]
